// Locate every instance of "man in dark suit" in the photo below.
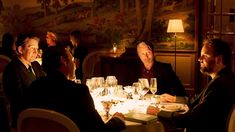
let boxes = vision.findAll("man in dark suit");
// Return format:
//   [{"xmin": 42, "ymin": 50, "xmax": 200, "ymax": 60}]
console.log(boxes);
[
  {"xmin": 3, "ymin": 34, "xmax": 45, "ymax": 128},
  {"xmin": 69, "ymin": 30, "xmax": 88, "ymax": 81},
  {"xmin": 22, "ymin": 46, "xmax": 126, "ymax": 132},
  {"xmin": 147, "ymin": 39, "xmax": 235, "ymax": 132},
  {"xmin": 137, "ymin": 40, "xmax": 186, "ymax": 96}
]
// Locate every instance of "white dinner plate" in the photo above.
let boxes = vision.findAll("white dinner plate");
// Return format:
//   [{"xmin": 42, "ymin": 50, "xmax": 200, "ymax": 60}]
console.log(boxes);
[{"xmin": 158, "ymin": 103, "xmax": 186, "ymax": 112}]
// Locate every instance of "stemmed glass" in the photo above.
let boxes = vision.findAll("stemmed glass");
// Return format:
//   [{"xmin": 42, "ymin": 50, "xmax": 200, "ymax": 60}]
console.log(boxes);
[
  {"xmin": 106, "ymin": 76, "xmax": 117, "ymax": 87},
  {"xmin": 149, "ymin": 78, "xmax": 157, "ymax": 96},
  {"xmin": 138, "ymin": 78, "xmax": 149, "ymax": 99},
  {"xmin": 101, "ymin": 100, "xmax": 113, "ymax": 121},
  {"xmin": 123, "ymin": 86, "xmax": 135, "ymax": 99},
  {"xmin": 90, "ymin": 77, "xmax": 105, "ymax": 97},
  {"xmin": 132, "ymin": 82, "xmax": 141, "ymax": 100}
]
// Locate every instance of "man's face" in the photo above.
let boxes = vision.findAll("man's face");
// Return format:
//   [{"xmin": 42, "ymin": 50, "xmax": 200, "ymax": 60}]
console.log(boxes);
[
  {"xmin": 19, "ymin": 38, "xmax": 39, "ymax": 63},
  {"xmin": 198, "ymin": 45, "xmax": 216, "ymax": 75},
  {"xmin": 137, "ymin": 42, "xmax": 154, "ymax": 65},
  {"xmin": 46, "ymin": 36, "xmax": 55, "ymax": 46}
]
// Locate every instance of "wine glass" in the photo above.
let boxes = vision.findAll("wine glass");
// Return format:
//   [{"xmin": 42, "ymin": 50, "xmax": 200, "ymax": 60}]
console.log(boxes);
[
  {"xmin": 132, "ymin": 82, "xmax": 141, "ymax": 100},
  {"xmin": 149, "ymin": 78, "xmax": 157, "ymax": 96},
  {"xmin": 138, "ymin": 78, "xmax": 150, "ymax": 99},
  {"xmin": 106, "ymin": 76, "xmax": 117, "ymax": 87},
  {"xmin": 123, "ymin": 86, "xmax": 135, "ymax": 99},
  {"xmin": 96, "ymin": 77, "xmax": 105, "ymax": 88},
  {"xmin": 101, "ymin": 100, "xmax": 113, "ymax": 121}
]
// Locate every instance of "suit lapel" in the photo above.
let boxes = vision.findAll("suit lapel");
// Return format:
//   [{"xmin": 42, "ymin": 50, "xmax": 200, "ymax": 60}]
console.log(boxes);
[{"xmin": 199, "ymin": 75, "xmax": 220, "ymax": 103}]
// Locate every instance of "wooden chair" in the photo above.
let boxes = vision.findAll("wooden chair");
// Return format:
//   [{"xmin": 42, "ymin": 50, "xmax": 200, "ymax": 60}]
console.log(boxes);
[
  {"xmin": 227, "ymin": 104, "xmax": 235, "ymax": 132},
  {"xmin": 82, "ymin": 50, "xmax": 110, "ymax": 81},
  {"xmin": 17, "ymin": 108, "xmax": 80, "ymax": 132}
]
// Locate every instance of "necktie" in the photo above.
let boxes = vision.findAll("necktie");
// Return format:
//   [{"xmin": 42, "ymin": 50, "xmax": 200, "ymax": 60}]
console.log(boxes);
[
  {"xmin": 28, "ymin": 66, "xmax": 33, "ymax": 73},
  {"xmin": 28, "ymin": 66, "xmax": 36, "ymax": 80}
]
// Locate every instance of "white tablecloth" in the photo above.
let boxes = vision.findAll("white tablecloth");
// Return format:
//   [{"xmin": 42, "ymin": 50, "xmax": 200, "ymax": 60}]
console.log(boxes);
[{"xmin": 122, "ymin": 120, "xmax": 164, "ymax": 132}]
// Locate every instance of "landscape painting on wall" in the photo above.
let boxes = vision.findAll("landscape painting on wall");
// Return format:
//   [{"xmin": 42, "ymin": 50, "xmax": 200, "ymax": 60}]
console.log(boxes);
[{"xmin": 0, "ymin": 0, "xmax": 195, "ymax": 51}]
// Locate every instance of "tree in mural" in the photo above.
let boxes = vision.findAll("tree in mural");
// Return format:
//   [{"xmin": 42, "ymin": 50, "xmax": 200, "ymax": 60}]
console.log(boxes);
[
  {"xmin": 135, "ymin": 0, "xmax": 155, "ymax": 41},
  {"xmin": 119, "ymin": 0, "xmax": 135, "ymax": 13},
  {"xmin": 37, "ymin": 0, "xmax": 51, "ymax": 16},
  {"xmin": 52, "ymin": 0, "xmax": 61, "ymax": 13},
  {"xmin": 141, "ymin": 0, "xmax": 154, "ymax": 40},
  {"xmin": 120, "ymin": 0, "xmax": 124, "ymax": 13},
  {"xmin": 135, "ymin": 0, "xmax": 142, "ymax": 36},
  {"xmin": 52, "ymin": 0, "xmax": 74, "ymax": 14},
  {"xmin": 37, "ymin": 0, "xmax": 74, "ymax": 16}
]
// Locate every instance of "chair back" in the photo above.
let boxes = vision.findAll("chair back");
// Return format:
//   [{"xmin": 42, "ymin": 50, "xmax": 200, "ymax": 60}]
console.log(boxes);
[
  {"xmin": 0, "ymin": 55, "xmax": 11, "ymax": 96},
  {"xmin": 0, "ymin": 55, "xmax": 11, "ymax": 72},
  {"xmin": 227, "ymin": 104, "xmax": 235, "ymax": 132},
  {"xmin": 82, "ymin": 50, "xmax": 110, "ymax": 81},
  {"xmin": 17, "ymin": 108, "xmax": 80, "ymax": 132}
]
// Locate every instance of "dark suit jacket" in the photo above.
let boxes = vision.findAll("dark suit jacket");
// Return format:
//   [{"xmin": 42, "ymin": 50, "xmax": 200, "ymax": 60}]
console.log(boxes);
[
  {"xmin": 140, "ymin": 61, "xmax": 186, "ymax": 96},
  {"xmin": 22, "ymin": 71, "xmax": 125, "ymax": 132},
  {"xmin": 158, "ymin": 67, "xmax": 235, "ymax": 132},
  {"xmin": 74, "ymin": 45, "xmax": 88, "ymax": 80},
  {"xmin": 2, "ymin": 57, "xmax": 45, "ymax": 127}
]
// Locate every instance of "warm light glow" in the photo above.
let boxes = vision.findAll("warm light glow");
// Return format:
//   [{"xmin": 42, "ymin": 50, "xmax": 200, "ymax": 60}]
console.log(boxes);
[
  {"xmin": 167, "ymin": 19, "xmax": 184, "ymax": 33},
  {"xmin": 113, "ymin": 46, "xmax": 117, "ymax": 53}
]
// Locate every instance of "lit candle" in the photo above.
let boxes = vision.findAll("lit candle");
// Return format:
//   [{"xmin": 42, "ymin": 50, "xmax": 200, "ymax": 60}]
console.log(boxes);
[{"xmin": 113, "ymin": 46, "xmax": 117, "ymax": 53}]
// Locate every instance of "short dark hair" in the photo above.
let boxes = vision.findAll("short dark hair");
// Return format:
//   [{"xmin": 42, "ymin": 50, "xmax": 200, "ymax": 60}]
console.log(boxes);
[
  {"xmin": 42, "ymin": 46, "xmax": 68, "ymax": 74},
  {"xmin": 70, "ymin": 30, "xmax": 81, "ymax": 42},
  {"xmin": 16, "ymin": 33, "xmax": 39, "ymax": 46},
  {"xmin": 136, "ymin": 40, "xmax": 154, "ymax": 51},
  {"xmin": 204, "ymin": 38, "xmax": 232, "ymax": 67},
  {"xmin": 15, "ymin": 33, "xmax": 39, "ymax": 53}
]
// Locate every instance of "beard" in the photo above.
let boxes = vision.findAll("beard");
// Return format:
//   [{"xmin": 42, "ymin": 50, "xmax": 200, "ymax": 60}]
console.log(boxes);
[{"xmin": 200, "ymin": 60, "xmax": 216, "ymax": 75}]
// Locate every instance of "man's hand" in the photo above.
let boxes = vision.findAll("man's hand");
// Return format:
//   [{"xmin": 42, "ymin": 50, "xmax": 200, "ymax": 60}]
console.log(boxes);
[
  {"xmin": 160, "ymin": 93, "xmax": 176, "ymax": 103},
  {"xmin": 112, "ymin": 112, "xmax": 125, "ymax": 122},
  {"xmin": 147, "ymin": 105, "xmax": 160, "ymax": 115}
]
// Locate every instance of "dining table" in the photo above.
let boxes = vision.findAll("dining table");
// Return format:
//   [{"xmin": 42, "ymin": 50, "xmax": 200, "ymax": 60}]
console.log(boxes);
[{"xmin": 92, "ymin": 93, "xmax": 188, "ymax": 132}]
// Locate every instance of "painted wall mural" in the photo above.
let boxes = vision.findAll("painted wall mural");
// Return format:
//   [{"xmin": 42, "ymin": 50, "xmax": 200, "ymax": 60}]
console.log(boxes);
[{"xmin": 0, "ymin": 0, "xmax": 195, "ymax": 51}]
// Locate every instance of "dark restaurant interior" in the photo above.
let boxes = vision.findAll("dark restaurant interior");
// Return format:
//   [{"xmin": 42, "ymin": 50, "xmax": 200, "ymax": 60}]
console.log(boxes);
[{"xmin": 0, "ymin": 0, "xmax": 235, "ymax": 132}]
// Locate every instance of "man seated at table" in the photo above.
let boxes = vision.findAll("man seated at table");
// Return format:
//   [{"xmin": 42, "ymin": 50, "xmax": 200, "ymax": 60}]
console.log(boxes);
[
  {"xmin": 147, "ymin": 38, "xmax": 235, "ymax": 132},
  {"xmin": 21, "ymin": 46, "xmax": 126, "ymax": 132},
  {"xmin": 136, "ymin": 40, "xmax": 186, "ymax": 97},
  {"xmin": 3, "ymin": 33, "xmax": 45, "ymax": 128}
]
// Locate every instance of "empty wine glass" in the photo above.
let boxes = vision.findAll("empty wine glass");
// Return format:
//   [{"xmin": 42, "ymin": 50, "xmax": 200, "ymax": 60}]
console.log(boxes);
[
  {"xmin": 138, "ymin": 78, "xmax": 150, "ymax": 99},
  {"xmin": 96, "ymin": 77, "xmax": 105, "ymax": 88},
  {"xmin": 106, "ymin": 76, "xmax": 117, "ymax": 87},
  {"xmin": 149, "ymin": 78, "xmax": 157, "ymax": 96}
]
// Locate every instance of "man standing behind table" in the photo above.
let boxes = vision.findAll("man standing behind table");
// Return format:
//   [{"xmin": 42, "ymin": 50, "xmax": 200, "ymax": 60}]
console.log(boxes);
[
  {"xmin": 147, "ymin": 38, "xmax": 235, "ymax": 132},
  {"xmin": 69, "ymin": 30, "xmax": 88, "ymax": 81},
  {"xmin": 22, "ymin": 46, "xmax": 126, "ymax": 132},
  {"xmin": 136, "ymin": 40, "xmax": 186, "ymax": 97},
  {"xmin": 3, "ymin": 33, "xmax": 45, "ymax": 128}
]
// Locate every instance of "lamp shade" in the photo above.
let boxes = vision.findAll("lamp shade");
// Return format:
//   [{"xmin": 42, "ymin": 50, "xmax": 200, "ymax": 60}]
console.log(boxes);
[{"xmin": 167, "ymin": 19, "xmax": 184, "ymax": 33}]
